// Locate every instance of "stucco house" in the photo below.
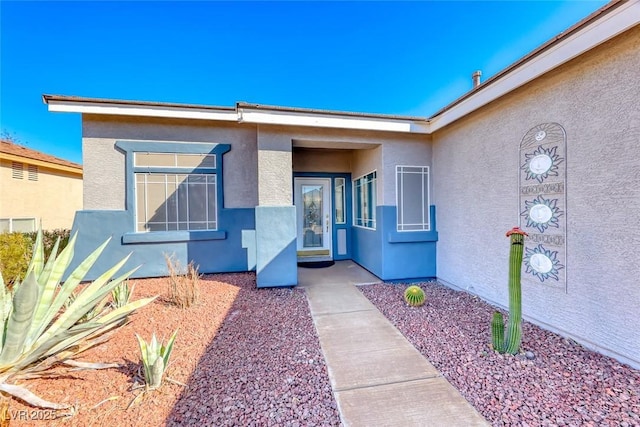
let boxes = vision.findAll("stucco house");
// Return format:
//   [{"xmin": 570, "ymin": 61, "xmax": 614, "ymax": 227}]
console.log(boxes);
[
  {"xmin": 0, "ymin": 139, "xmax": 83, "ymax": 232},
  {"xmin": 44, "ymin": 0, "xmax": 638, "ymax": 369}
]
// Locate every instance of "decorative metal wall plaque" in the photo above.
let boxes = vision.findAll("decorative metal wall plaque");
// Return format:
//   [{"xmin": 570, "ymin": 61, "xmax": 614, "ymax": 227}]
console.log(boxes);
[{"xmin": 519, "ymin": 123, "xmax": 567, "ymax": 291}]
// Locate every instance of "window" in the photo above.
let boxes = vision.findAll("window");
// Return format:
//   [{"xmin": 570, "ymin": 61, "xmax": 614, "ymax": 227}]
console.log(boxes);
[
  {"xmin": 133, "ymin": 152, "xmax": 218, "ymax": 232},
  {"xmin": 334, "ymin": 177, "xmax": 345, "ymax": 224},
  {"xmin": 11, "ymin": 162, "xmax": 23, "ymax": 179},
  {"xmin": 396, "ymin": 166, "xmax": 430, "ymax": 231},
  {"xmin": 135, "ymin": 153, "xmax": 216, "ymax": 169},
  {"xmin": 28, "ymin": 164, "xmax": 38, "ymax": 181},
  {"xmin": 0, "ymin": 218, "xmax": 37, "ymax": 233},
  {"xmin": 353, "ymin": 171, "xmax": 376, "ymax": 229}
]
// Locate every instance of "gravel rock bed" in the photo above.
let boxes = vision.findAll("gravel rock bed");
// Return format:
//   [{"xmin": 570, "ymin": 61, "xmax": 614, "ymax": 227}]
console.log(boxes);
[
  {"xmin": 165, "ymin": 274, "xmax": 340, "ymax": 426},
  {"xmin": 360, "ymin": 281, "xmax": 640, "ymax": 426},
  {"xmin": 9, "ymin": 273, "xmax": 340, "ymax": 426}
]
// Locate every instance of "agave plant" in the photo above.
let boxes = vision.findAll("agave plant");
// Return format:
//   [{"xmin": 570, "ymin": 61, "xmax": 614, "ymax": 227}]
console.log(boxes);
[
  {"xmin": 0, "ymin": 230, "xmax": 156, "ymax": 409},
  {"xmin": 111, "ymin": 280, "xmax": 135, "ymax": 309},
  {"xmin": 136, "ymin": 329, "xmax": 178, "ymax": 390}
]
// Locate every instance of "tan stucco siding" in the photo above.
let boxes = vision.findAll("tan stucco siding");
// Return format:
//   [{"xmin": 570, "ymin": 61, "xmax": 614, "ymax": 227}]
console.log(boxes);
[
  {"xmin": 82, "ymin": 115, "xmax": 258, "ymax": 210},
  {"xmin": 0, "ymin": 160, "xmax": 82, "ymax": 230},
  {"xmin": 352, "ymin": 146, "xmax": 383, "ymax": 203},
  {"xmin": 256, "ymin": 126, "xmax": 293, "ymax": 206},
  {"xmin": 432, "ymin": 26, "xmax": 640, "ymax": 367},
  {"xmin": 293, "ymin": 149, "xmax": 352, "ymax": 173}
]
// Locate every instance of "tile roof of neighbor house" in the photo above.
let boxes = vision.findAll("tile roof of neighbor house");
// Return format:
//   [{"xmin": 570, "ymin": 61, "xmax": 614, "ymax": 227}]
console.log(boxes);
[{"xmin": 0, "ymin": 139, "xmax": 82, "ymax": 171}]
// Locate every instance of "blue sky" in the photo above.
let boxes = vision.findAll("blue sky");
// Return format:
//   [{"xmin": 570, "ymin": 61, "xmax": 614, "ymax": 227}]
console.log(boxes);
[{"xmin": 1, "ymin": 1, "xmax": 608, "ymax": 164}]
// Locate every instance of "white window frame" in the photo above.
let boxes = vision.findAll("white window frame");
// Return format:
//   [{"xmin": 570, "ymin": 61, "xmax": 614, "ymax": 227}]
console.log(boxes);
[
  {"xmin": 396, "ymin": 165, "xmax": 430, "ymax": 232},
  {"xmin": 133, "ymin": 152, "xmax": 218, "ymax": 233},
  {"xmin": 353, "ymin": 171, "xmax": 377, "ymax": 230},
  {"xmin": 0, "ymin": 217, "xmax": 37, "ymax": 233},
  {"xmin": 134, "ymin": 173, "xmax": 217, "ymax": 232}
]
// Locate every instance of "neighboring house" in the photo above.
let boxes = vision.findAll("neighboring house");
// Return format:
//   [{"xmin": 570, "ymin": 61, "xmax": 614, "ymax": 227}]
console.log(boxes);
[
  {"xmin": 0, "ymin": 139, "xmax": 83, "ymax": 232},
  {"xmin": 44, "ymin": 0, "xmax": 639, "ymax": 369}
]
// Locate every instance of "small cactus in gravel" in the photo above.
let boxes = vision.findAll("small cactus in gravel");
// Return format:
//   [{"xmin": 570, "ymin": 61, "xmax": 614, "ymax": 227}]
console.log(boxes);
[
  {"xmin": 404, "ymin": 285, "xmax": 425, "ymax": 307},
  {"xmin": 491, "ymin": 227, "xmax": 527, "ymax": 354}
]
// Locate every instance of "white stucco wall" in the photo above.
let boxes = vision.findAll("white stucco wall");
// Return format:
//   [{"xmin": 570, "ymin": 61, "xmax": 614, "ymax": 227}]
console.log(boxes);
[
  {"xmin": 381, "ymin": 139, "xmax": 432, "ymax": 206},
  {"xmin": 82, "ymin": 115, "xmax": 258, "ymax": 210},
  {"xmin": 432, "ymin": 26, "xmax": 640, "ymax": 367}
]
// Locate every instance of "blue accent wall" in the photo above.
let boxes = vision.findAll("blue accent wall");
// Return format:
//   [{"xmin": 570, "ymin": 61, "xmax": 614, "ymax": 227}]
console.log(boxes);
[
  {"xmin": 352, "ymin": 205, "xmax": 438, "ymax": 281},
  {"xmin": 68, "ymin": 208, "xmax": 255, "ymax": 280},
  {"xmin": 255, "ymin": 206, "xmax": 297, "ymax": 288}
]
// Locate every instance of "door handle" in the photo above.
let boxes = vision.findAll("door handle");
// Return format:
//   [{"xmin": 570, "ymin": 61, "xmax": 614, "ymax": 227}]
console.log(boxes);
[{"xmin": 326, "ymin": 214, "xmax": 329, "ymax": 232}]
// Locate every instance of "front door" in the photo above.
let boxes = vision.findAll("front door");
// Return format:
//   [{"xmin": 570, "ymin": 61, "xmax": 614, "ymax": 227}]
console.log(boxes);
[{"xmin": 294, "ymin": 178, "xmax": 332, "ymax": 260}]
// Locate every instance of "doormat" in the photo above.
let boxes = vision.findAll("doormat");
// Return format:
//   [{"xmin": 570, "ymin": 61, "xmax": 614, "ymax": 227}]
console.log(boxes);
[{"xmin": 297, "ymin": 261, "xmax": 335, "ymax": 268}]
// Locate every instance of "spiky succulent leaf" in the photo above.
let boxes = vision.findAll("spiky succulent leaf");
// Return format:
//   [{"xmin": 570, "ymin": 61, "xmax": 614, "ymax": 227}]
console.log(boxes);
[
  {"xmin": 37, "ymin": 236, "xmax": 61, "ymax": 289},
  {"xmin": 161, "ymin": 329, "xmax": 178, "ymax": 369},
  {"xmin": 26, "ymin": 234, "xmax": 77, "ymax": 347},
  {"xmin": 24, "ymin": 230, "xmax": 44, "ymax": 279},
  {"xmin": 149, "ymin": 356, "xmax": 164, "ymax": 389},
  {"xmin": 136, "ymin": 333, "xmax": 152, "ymax": 385},
  {"xmin": 30, "ymin": 241, "xmax": 120, "ymax": 350},
  {"xmin": 0, "ymin": 275, "xmax": 12, "ymax": 349},
  {"xmin": 0, "ymin": 382, "xmax": 70, "ymax": 410},
  {"xmin": 0, "ymin": 272, "xmax": 39, "ymax": 365},
  {"xmin": 43, "ymin": 238, "xmax": 111, "ymax": 322}
]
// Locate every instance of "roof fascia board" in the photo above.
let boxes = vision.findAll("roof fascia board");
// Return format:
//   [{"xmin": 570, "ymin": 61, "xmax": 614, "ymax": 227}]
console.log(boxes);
[
  {"xmin": 429, "ymin": 0, "xmax": 640, "ymax": 132},
  {"xmin": 47, "ymin": 100, "xmax": 238, "ymax": 122},
  {"xmin": 238, "ymin": 108, "xmax": 429, "ymax": 134},
  {"xmin": 0, "ymin": 152, "xmax": 83, "ymax": 175},
  {"xmin": 47, "ymin": 99, "xmax": 430, "ymax": 134}
]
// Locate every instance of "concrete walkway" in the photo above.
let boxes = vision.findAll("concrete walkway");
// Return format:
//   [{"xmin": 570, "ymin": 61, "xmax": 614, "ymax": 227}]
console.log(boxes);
[{"xmin": 299, "ymin": 261, "xmax": 489, "ymax": 427}]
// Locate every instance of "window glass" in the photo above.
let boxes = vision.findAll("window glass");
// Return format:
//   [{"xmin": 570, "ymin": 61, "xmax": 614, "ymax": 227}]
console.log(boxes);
[
  {"xmin": 135, "ymin": 153, "xmax": 216, "ymax": 169},
  {"xmin": 335, "ymin": 178, "xmax": 345, "ymax": 224},
  {"xmin": 353, "ymin": 172, "xmax": 376, "ymax": 229},
  {"xmin": 135, "ymin": 173, "xmax": 217, "ymax": 232},
  {"xmin": 12, "ymin": 218, "xmax": 36, "ymax": 233},
  {"xmin": 396, "ymin": 166, "xmax": 430, "ymax": 231}
]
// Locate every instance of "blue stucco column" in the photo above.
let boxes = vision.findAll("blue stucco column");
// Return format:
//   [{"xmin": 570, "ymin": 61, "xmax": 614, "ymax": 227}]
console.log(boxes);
[
  {"xmin": 255, "ymin": 129, "xmax": 298, "ymax": 287},
  {"xmin": 255, "ymin": 206, "xmax": 297, "ymax": 287}
]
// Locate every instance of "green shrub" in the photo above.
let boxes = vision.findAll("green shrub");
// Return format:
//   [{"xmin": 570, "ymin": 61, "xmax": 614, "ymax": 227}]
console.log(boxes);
[
  {"xmin": 404, "ymin": 285, "xmax": 426, "ymax": 307},
  {"xmin": 0, "ymin": 230, "xmax": 71, "ymax": 285},
  {"xmin": 23, "ymin": 229, "xmax": 71, "ymax": 260},
  {"xmin": 0, "ymin": 233, "xmax": 32, "ymax": 285}
]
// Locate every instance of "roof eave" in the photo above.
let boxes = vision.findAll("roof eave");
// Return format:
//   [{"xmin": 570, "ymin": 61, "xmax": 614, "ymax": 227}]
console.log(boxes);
[{"xmin": 43, "ymin": 95, "xmax": 431, "ymax": 134}]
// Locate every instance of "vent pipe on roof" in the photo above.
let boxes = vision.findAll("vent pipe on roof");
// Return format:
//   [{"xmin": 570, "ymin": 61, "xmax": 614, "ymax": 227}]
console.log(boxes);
[{"xmin": 472, "ymin": 70, "xmax": 482, "ymax": 88}]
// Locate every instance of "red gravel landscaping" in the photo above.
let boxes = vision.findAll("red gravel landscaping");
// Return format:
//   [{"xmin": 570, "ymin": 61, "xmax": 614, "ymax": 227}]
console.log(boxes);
[
  {"xmin": 360, "ymin": 281, "xmax": 640, "ymax": 426},
  {"xmin": 9, "ymin": 273, "xmax": 340, "ymax": 426},
  {"xmin": 8, "ymin": 273, "xmax": 638, "ymax": 426}
]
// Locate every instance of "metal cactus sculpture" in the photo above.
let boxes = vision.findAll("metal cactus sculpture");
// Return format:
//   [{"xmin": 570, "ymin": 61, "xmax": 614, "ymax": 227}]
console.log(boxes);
[{"xmin": 491, "ymin": 227, "xmax": 528, "ymax": 354}]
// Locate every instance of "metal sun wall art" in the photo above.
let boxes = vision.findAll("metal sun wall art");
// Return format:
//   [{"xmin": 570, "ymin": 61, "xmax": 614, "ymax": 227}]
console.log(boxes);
[{"xmin": 519, "ymin": 123, "xmax": 567, "ymax": 291}]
